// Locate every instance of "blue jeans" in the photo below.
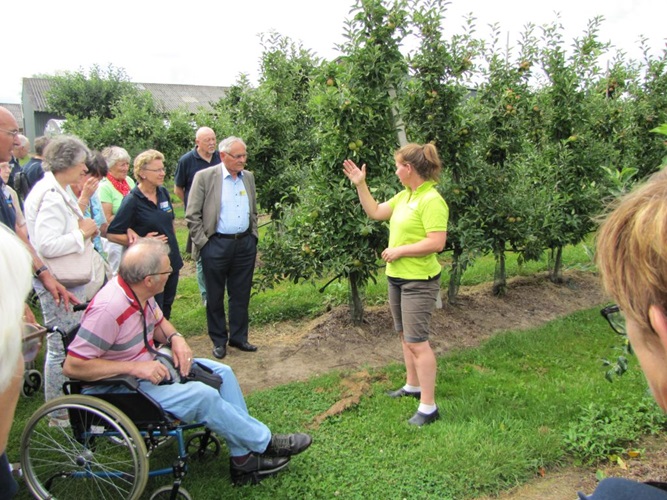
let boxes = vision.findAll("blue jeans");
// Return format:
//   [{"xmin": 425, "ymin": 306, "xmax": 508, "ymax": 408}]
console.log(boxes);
[
  {"xmin": 579, "ymin": 478, "xmax": 667, "ymax": 499},
  {"xmin": 86, "ymin": 359, "xmax": 271, "ymax": 457}
]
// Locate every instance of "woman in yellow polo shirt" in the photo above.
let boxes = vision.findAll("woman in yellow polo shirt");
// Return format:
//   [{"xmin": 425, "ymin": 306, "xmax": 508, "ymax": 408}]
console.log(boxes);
[{"xmin": 343, "ymin": 143, "xmax": 448, "ymax": 426}]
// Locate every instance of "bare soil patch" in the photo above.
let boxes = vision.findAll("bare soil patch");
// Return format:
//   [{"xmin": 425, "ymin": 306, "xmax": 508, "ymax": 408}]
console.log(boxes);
[
  {"xmin": 184, "ymin": 269, "xmax": 667, "ymax": 499},
  {"xmin": 187, "ymin": 269, "xmax": 607, "ymax": 394}
]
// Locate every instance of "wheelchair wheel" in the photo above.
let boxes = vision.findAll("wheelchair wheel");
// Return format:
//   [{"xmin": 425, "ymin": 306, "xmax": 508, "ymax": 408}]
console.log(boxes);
[
  {"xmin": 185, "ymin": 430, "xmax": 221, "ymax": 461},
  {"xmin": 149, "ymin": 485, "xmax": 193, "ymax": 500},
  {"xmin": 22, "ymin": 369, "xmax": 42, "ymax": 397},
  {"xmin": 21, "ymin": 394, "xmax": 149, "ymax": 500}
]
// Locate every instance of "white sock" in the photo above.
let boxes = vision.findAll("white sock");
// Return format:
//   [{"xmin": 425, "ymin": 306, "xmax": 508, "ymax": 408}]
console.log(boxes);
[
  {"xmin": 418, "ymin": 403, "xmax": 437, "ymax": 414},
  {"xmin": 404, "ymin": 384, "xmax": 421, "ymax": 393}
]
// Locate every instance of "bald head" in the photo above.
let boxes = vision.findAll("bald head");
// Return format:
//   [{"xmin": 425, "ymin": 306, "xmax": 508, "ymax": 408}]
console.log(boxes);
[
  {"xmin": 118, "ymin": 238, "xmax": 170, "ymax": 285},
  {"xmin": 195, "ymin": 127, "xmax": 217, "ymax": 158},
  {"xmin": 0, "ymin": 107, "xmax": 20, "ymax": 163}
]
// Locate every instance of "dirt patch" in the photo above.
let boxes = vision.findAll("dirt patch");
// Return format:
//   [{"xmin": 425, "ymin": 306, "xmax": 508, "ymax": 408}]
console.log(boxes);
[
  {"xmin": 187, "ymin": 269, "xmax": 607, "ymax": 394},
  {"xmin": 184, "ymin": 269, "xmax": 667, "ymax": 499}
]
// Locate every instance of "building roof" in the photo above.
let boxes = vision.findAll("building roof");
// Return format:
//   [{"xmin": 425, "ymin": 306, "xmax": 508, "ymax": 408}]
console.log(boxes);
[
  {"xmin": 22, "ymin": 77, "xmax": 228, "ymax": 114},
  {"xmin": 0, "ymin": 103, "xmax": 23, "ymax": 125}
]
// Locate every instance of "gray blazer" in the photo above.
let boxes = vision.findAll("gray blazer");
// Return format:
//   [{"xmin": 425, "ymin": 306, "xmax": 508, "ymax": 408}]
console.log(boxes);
[{"xmin": 185, "ymin": 164, "xmax": 258, "ymax": 260}]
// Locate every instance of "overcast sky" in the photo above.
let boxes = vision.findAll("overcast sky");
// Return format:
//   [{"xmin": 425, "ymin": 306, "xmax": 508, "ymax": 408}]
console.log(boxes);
[{"xmin": 2, "ymin": 0, "xmax": 664, "ymax": 103}]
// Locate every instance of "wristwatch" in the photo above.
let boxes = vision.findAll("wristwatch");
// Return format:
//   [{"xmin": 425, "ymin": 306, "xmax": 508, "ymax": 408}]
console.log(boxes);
[
  {"xmin": 166, "ymin": 332, "xmax": 183, "ymax": 344},
  {"xmin": 34, "ymin": 265, "xmax": 48, "ymax": 278}
]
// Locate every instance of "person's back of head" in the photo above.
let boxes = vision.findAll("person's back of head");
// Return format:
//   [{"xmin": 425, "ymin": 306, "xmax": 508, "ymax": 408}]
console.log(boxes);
[
  {"xmin": 33, "ymin": 136, "xmax": 50, "ymax": 158},
  {"xmin": 0, "ymin": 226, "xmax": 33, "ymax": 392},
  {"xmin": 597, "ymin": 177, "xmax": 667, "ymax": 333}
]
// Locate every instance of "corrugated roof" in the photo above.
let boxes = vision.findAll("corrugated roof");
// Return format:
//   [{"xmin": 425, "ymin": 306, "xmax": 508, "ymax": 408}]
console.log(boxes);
[
  {"xmin": 22, "ymin": 77, "xmax": 228, "ymax": 114},
  {"xmin": 0, "ymin": 103, "xmax": 23, "ymax": 124}
]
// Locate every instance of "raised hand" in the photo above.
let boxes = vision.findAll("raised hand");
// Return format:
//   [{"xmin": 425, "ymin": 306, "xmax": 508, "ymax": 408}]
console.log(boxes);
[{"xmin": 343, "ymin": 159, "xmax": 367, "ymax": 186}]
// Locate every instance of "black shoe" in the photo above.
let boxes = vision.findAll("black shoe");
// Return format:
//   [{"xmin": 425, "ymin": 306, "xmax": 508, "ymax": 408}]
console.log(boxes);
[
  {"xmin": 212, "ymin": 344, "xmax": 227, "ymax": 359},
  {"xmin": 263, "ymin": 433, "xmax": 312, "ymax": 457},
  {"xmin": 229, "ymin": 341, "xmax": 258, "ymax": 352},
  {"xmin": 230, "ymin": 454, "xmax": 290, "ymax": 485},
  {"xmin": 408, "ymin": 408, "xmax": 440, "ymax": 427},
  {"xmin": 387, "ymin": 387, "xmax": 421, "ymax": 399}
]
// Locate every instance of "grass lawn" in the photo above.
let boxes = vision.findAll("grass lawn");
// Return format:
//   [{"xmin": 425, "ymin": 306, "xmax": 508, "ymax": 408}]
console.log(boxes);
[{"xmin": 9, "ymin": 307, "xmax": 662, "ymax": 499}]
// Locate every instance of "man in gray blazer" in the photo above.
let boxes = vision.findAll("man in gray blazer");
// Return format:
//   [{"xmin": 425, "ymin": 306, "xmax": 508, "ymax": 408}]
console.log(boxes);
[{"xmin": 186, "ymin": 137, "xmax": 259, "ymax": 359}]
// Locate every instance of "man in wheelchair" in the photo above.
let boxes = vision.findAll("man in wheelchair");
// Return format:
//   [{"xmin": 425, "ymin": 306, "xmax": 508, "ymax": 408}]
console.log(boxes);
[{"xmin": 63, "ymin": 238, "xmax": 311, "ymax": 485}]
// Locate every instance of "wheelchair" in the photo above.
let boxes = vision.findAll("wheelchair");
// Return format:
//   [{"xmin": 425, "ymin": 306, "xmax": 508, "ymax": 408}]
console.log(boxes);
[{"xmin": 19, "ymin": 318, "xmax": 222, "ymax": 500}]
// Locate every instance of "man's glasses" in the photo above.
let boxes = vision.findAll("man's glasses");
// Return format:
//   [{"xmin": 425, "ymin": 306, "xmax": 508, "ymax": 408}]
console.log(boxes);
[
  {"xmin": 146, "ymin": 266, "xmax": 173, "ymax": 278},
  {"xmin": 600, "ymin": 304, "xmax": 626, "ymax": 335},
  {"xmin": 0, "ymin": 128, "xmax": 19, "ymax": 138},
  {"xmin": 226, "ymin": 153, "xmax": 248, "ymax": 160}
]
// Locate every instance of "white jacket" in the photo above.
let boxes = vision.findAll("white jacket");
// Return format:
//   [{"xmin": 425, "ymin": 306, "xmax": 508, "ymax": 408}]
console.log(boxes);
[{"xmin": 24, "ymin": 171, "xmax": 85, "ymax": 259}]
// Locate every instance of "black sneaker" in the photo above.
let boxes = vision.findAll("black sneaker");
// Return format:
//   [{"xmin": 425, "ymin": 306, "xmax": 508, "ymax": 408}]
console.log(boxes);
[
  {"xmin": 230, "ymin": 454, "xmax": 290, "ymax": 486},
  {"xmin": 263, "ymin": 433, "xmax": 313, "ymax": 457}
]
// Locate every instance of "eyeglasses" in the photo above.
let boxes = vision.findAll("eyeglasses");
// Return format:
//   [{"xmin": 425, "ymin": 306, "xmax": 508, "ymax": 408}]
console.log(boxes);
[
  {"xmin": 225, "ymin": 153, "xmax": 248, "ymax": 160},
  {"xmin": 144, "ymin": 168, "xmax": 166, "ymax": 173},
  {"xmin": 600, "ymin": 304, "xmax": 626, "ymax": 335},
  {"xmin": 0, "ymin": 128, "xmax": 19, "ymax": 138},
  {"xmin": 145, "ymin": 266, "xmax": 173, "ymax": 278}
]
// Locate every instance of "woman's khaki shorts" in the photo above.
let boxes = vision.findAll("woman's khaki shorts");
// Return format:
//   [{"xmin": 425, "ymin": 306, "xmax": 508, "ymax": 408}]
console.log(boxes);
[{"xmin": 387, "ymin": 275, "xmax": 440, "ymax": 343}]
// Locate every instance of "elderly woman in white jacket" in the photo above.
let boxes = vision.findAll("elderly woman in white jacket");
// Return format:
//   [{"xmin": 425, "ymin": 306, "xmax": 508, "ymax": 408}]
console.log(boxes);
[{"xmin": 24, "ymin": 136, "xmax": 98, "ymax": 422}]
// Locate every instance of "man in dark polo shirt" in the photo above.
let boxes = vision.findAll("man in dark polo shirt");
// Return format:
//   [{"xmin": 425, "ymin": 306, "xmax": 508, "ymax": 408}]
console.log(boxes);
[{"xmin": 174, "ymin": 127, "xmax": 220, "ymax": 306}]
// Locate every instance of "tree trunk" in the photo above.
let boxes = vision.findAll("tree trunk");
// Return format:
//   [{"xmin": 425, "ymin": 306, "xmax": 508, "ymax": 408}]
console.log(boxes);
[
  {"xmin": 348, "ymin": 271, "xmax": 364, "ymax": 325},
  {"xmin": 549, "ymin": 245, "xmax": 564, "ymax": 283},
  {"xmin": 492, "ymin": 243, "xmax": 506, "ymax": 296},
  {"xmin": 447, "ymin": 246, "xmax": 467, "ymax": 304}
]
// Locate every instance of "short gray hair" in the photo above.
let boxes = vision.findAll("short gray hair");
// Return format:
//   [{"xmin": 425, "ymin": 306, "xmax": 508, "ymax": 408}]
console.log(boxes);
[
  {"xmin": 17, "ymin": 134, "xmax": 29, "ymax": 148},
  {"xmin": 218, "ymin": 136, "xmax": 246, "ymax": 153},
  {"xmin": 119, "ymin": 238, "xmax": 170, "ymax": 284},
  {"xmin": 43, "ymin": 135, "xmax": 90, "ymax": 173},
  {"xmin": 101, "ymin": 146, "xmax": 131, "ymax": 169}
]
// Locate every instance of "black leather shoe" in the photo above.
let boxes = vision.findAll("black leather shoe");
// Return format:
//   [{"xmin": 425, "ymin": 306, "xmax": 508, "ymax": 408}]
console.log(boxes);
[
  {"xmin": 408, "ymin": 409, "xmax": 440, "ymax": 427},
  {"xmin": 229, "ymin": 341, "xmax": 258, "ymax": 352},
  {"xmin": 212, "ymin": 344, "xmax": 227, "ymax": 359},
  {"xmin": 230, "ymin": 454, "xmax": 290, "ymax": 486},
  {"xmin": 263, "ymin": 433, "xmax": 312, "ymax": 457},
  {"xmin": 387, "ymin": 387, "xmax": 421, "ymax": 399}
]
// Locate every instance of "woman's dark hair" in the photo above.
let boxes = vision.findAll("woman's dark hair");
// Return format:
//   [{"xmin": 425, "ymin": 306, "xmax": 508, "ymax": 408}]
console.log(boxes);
[{"xmin": 85, "ymin": 151, "xmax": 109, "ymax": 179}]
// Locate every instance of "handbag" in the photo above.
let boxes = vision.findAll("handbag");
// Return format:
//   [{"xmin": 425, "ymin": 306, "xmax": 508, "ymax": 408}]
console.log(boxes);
[
  {"xmin": 37, "ymin": 187, "xmax": 96, "ymax": 287},
  {"xmin": 83, "ymin": 250, "xmax": 112, "ymax": 301},
  {"xmin": 43, "ymin": 240, "xmax": 95, "ymax": 287}
]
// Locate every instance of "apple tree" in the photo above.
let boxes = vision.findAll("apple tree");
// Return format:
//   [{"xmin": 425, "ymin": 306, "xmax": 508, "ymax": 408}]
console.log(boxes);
[{"xmin": 258, "ymin": 0, "xmax": 410, "ymax": 324}]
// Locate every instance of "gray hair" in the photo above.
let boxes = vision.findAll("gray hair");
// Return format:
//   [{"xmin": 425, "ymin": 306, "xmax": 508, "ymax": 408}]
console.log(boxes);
[
  {"xmin": 42, "ymin": 135, "xmax": 90, "ymax": 173},
  {"xmin": 101, "ymin": 146, "xmax": 131, "ymax": 169},
  {"xmin": 119, "ymin": 238, "xmax": 170, "ymax": 284},
  {"xmin": 0, "ymin": 226, "xmax": 33, "ymax": 393},
  {"xmin": 17, "ymin": 134, "xmax": 29, "ymax": 148},
  {"xmin": 218, "ymin": 136, "xmax": 246, "ymax": 153}
]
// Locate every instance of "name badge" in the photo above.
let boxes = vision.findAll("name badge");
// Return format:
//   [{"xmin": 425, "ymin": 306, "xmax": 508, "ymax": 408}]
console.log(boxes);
[
  {"xmin": 239, "ymin": 190, "xmax": 247, "ymax": 197},
  {"xmin": 408, "ymin": 202, "xmax": 418, "ymax": 210},
  {"xmin": 159, "ymin": 201, "xmax": 170, "ymax": 211}
]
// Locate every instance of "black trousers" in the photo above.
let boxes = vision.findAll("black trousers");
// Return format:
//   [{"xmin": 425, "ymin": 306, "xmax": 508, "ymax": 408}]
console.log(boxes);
[
  {"xmin": 0, "ymin": 452, "xmax": 18, "ymax": 498},
  {"xmin": 155, "ymin": 269, "xmax": 179, "ymax": 320},
  {"xmin": 200, "ymin": 234, "xmax": 257, "ymax": 347}
]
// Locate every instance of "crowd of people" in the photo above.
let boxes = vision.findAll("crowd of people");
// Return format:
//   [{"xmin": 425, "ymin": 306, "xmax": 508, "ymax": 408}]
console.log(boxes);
[{"xmin": 4, "ymin": 103, "xmax": 667, "ymax": 498}]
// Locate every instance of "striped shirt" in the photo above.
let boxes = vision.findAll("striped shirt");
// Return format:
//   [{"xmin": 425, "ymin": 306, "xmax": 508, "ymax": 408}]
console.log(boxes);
[{"xmin": 67, "ymin": 276, "xmax": 164, "ymax": 362}]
